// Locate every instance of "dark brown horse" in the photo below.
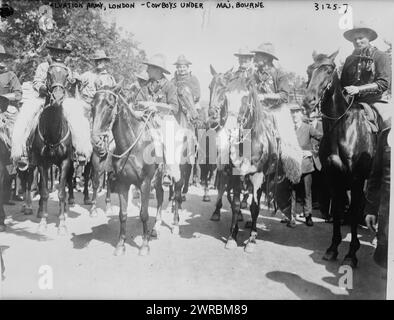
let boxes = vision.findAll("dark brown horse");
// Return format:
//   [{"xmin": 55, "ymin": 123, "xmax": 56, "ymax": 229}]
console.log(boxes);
[
  {"xmin": 303, "ymin": 51, "xmax": 378, "ymax": 267},
  {"xmin": 30, "ymin": 63, "xmax": 74, "ymax": 235},
  {"xmin": 91, "ymin": 88, "xmax": 164, "ymax": 256}
]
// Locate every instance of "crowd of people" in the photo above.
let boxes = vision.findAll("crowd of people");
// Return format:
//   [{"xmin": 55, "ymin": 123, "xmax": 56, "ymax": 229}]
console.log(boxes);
[{"xmin": 0, "ymin": 21, "xmax": 391, "ymax": 269}]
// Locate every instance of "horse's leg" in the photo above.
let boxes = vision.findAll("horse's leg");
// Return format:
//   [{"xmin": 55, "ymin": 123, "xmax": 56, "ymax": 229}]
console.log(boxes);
[
  {"xmin": 152, "ymin": 169, "xmax": 164, "ymax": 238},
  {"xmin": 171, "ymin": 178, "xmax": 183, "ymax": 236},
  {"xmin": 139, "ymin": 178, "xmax": 151, "ymax": 255},
  {"xmin": 67, "ymin": 162, "xmax": 75, "ymax": 207},
  {"xmin": 0, "ymin": 165, "xmax": 6, "ymax": 232},
  {"xmin": 323, "ymin": 179, "xmax": 343, "ymax": 261},
  {"xmin": 89, "ymin": 154, "xmax": 100, "ymax": 217},
  {"xmin": 83, "ymin": 159, "xmax": 93, "ymax": 205},
  {"xmin": 210, "ymin": 170, "xmax": 225, "ymax": 221},
  {"xmin": 114, "ymin": 183, "xmax": 130, "ymax": 256},
  {"xmin": 225, "ymin": 176, "xmax": 242, "ymax": 249},
  {"xmin": 23, "ymin": 168, "xmax": 34, "ymax": 216},
  {"xmin": 343, "ymin": 180, "xmax": 363, "ymax": 268},
  {"xmin": 200, "ymin": 164, "xmax": 210, "ymax": 202},
  {"xmin": 105, "ymin": 170, "xmax": 113, "ymax": 215},
  {"xmin": 181, "ymin": 163, "xmax": 192, "ymax": 200},
  {"xmin": 57, "ymin": 159, "xmax": 71, "ymax": 235},
  {"xmin": 37, "ymin": 165, "xmax": 49, "ymax": 233},
  {"xmin": 245, "ymin": 187, "xmax": 263, "ymax": 253}
]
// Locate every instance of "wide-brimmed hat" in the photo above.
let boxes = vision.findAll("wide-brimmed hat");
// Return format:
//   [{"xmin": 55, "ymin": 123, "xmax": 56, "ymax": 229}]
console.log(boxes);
[
  {"xmin": 234, "ymin": 47, "xmax": 254, "ymax": 58},
  {"xmin": 0, "ymin": 44, "xmax": 15, "ymax": 59},
  {"xmin": 46, "ymin": 40, "xmax": 72, "ymax": 53},
  {"xmin": 91, "ymin": 49, "xmax": 111, "ymax": 61},
  {"xmin": 135, "ymin": 70, "xmax": 149, "ymax": 81},
  {"xmin": 174, "ymin": 54, "xmax": 192, "ymax": 66},
  {"xmin": 143, "ymin": 54, "xmax": 170, "ymax": 74},
  {"xmin": 252, "ymin": 42, "xmax": 278, "ymax": 61},
  {"xmin": 343, "ymin": 21, "xmax": 378, "ymax": 42}
]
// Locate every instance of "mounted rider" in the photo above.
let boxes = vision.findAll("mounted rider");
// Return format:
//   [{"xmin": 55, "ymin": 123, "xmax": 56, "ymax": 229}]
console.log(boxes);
[
  {"xmin": 233, "ymin": 46, "xmax": 254, "ymax": 79},
  {"xmin": 79, "ymin": 49, "xmax": 117, "ymax": 120},
  {"xmin": 11, "ymin": 40, "xmax": 92, "ymax": 168},
  {"xmin": 247, "ymin": 42, "xmax": 303, "ymax": 183},
  {"xmin": 134, "ymin": 54, "xmax": 182, "ymax": 186},
  {"xmin": 0, "ymin": 44, "xmax": 22, "ymax": 149},
  {"xmin": 341, "ymin": 22, "xmax": 392, "ymax": 128}
]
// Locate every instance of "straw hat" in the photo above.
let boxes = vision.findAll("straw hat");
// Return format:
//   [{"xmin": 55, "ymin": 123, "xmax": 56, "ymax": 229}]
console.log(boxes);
[
  {"xmin": 252, "ymin": 42, "xmax": 278, "ymax": 61},
  {"xmin": 234, "ymin": 47, "xmax": 254, "ymax": 58},
  {"xmin": 343, "ymin": 21, "xmax": 378, "ymax": 42},
  {"xmin": 142, "ymin": 54, "xmax": 170, "ymax": 74}
]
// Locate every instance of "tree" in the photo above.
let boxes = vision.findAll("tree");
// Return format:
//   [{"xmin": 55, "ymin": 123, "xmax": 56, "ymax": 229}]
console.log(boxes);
[{"xmin": 0, "ymin": 0, "xmax": 145, "ymax": 86}]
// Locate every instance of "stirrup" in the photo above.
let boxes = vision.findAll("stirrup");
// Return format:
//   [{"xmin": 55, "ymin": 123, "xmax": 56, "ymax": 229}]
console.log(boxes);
[
  {"xmin": 77, "ymin": 155, "xmax": 87, "ymax": 166},
  {"xmin": 162, "ymin": 174, "xmax": 172, "ymax": 187},
  {"xmin": 17, "ymin": 156, "xmax": 29, "ymax": 171}
]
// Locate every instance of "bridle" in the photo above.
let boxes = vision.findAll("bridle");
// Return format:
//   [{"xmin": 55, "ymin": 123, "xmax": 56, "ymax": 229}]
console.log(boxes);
[
  {"xmin": 309, "ymin": 61, "xmax": 355, "ymax": 122},
  {"xmin": 46, "ymin": 63, "xmax": 69, "ymax": 107}
]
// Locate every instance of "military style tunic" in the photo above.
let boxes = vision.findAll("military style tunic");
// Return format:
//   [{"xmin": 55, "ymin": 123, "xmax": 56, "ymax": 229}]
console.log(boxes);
[
  {"xmin": 341, "ymin": 46, "xmax": 391, "ymax": 103},
  {"xmin": 171, "ymin": 72, "xmax": 201, "ymax": 103},
  {"xmin": 80, "ymin": 69, "xmax": 116, "ymax": 104}
]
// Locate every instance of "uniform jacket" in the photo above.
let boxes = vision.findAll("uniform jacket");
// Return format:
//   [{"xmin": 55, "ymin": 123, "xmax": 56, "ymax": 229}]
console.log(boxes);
[
  {"xmin": 80, "ymin": 69, "xmax": 116, "ymax": 104},
  {"xmin": 254, "ymin": 65, "xmax": 290, "ymax": 105},
  {"xmin": 171, "ymin": 72, "xmax": 201, "ymax": 103},
  {"xmin": 310, "ymin": 120, "xmax": 323, "ymax": 171},
  {"xmin": 0, "ymin": 70, "xmax": 22, "ymax": 109},
  {"xmin": 341, "ymin": 46, "xmax": 391, "ymax": 103},
  {"xmin": 295, "ymin": 121, "xmax": 323, "ymax": 174}
]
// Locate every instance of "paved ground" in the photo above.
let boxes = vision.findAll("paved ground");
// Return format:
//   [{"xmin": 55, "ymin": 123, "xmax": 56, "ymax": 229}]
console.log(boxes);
[{"xmin": 0, "ymin": 184, "xmax": 387, "ymax": 299}]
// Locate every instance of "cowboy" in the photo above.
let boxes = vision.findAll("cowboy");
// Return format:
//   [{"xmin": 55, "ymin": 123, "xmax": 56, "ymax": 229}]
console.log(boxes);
[
  {"xmin": 289, "ymin": 105, "xmax": 323, "ymax": 227},
  {"xmin": 341, "ymin": 22, "xmax": 392, "ymax": 128},
  {"xmin": 11, "ymin": 40, "xmax": 92, "ymax": 167},
  {"xmin": 233, "ymin": 47, "xmax": 254, "ymax": 79},
  {"xmin": 134, "ymin": 54, "xmax": 180, "ymax": 186},
  {"xmin": 80, "ymin": 49, "xmax": 116, "ymax": 110},
  {"xmin": 129, "ymin": 69, "xmax": 149, "ymax": 103}
]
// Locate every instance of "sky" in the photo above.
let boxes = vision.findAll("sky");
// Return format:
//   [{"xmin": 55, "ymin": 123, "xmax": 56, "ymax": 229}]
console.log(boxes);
[{"xmin": 103, "ymin": 0, "xmax": 394, "ymax": 99}]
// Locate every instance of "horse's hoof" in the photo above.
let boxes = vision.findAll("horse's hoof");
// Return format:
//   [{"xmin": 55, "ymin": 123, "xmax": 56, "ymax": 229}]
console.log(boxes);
[
  {"xmin": 114, "ymin": 245, "xmax": 126, "ymax": 256},
  {"xmin": 0, "ymin": 224, "xmax": 6, "ymax": 232},
  {"xmin": 139, "ymin": 245, "xmax": 150, "ymax": 256},
  {"xmin": 172, "ymin": 225, "xmax": 180, "ymax": 236},
  {"xmin": 83, "ymin": 198, "xmax": 92, "ymax": 206},
  {"xmin": 24, "ymin": 207, "xmax": 33, "ymax": 215},
  {"xmin": 210, "ymin": 212, "xmax": 220, "ymax": 221},
  {"xmin": 225, "ymin": 239, "xmax": 237, "ymax": 250},
  {"xmin": 244, "ymin": 241, "xmax": 256, "ymax": 254},
  {"xmin": 342, "ymin": 256, "xmax": 358, "ymax": 268},
  {"xmin": 58, "ymin": 226, "xmax": 68, "ymax": 236},
  {"xmin": 202, "ymin": 195, "xmax": 211, "ymax": 202},
  {"xmin": 151, "ymin": 228, "xmax": 159, "ymax": 238},
  {"xmin": 240, "ymin": 201, "xmax": 248, "ymax": 209},
  {"xmin": 90, "ymin": 208, "xmax": 99, "ymax": 218},
  {"xmin": 181, "ymin": 194, "xmax": 186, "ymax": 201},
  {"xmin": 323, "ymin": 250, "xmax": 338, "ymax": 261},
  {"xmin": 244, "ymin": 220, "xmax": 252, "ymax": 229},
  {"xmin": 237, "ymin": 212, "xmax": 244, "ymax": 222}
]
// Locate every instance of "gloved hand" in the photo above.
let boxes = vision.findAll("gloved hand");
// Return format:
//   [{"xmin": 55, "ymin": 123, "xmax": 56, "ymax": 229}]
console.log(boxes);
[{"xmin": 38, "ymin": 85, "xmax": 48, "ymax": 97}]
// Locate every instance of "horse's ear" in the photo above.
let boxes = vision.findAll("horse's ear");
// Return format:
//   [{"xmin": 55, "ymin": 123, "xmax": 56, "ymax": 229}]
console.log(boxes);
[
  {"xmin": 210, "ymin": 65, "xmax": 217, "ymax": 76},
  {"xmin": 312, "ymin": 50, "xmax": 318, "ymax": 61},
  {"xmin": 328, "ymin": 49, "xmax": 339, "ymax": 61}
]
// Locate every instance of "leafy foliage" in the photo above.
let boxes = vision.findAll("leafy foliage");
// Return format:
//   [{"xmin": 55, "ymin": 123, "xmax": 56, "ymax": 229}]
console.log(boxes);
[{"xmin": 0, "ymin": 0, "xmax": 145, "ymax": 85}]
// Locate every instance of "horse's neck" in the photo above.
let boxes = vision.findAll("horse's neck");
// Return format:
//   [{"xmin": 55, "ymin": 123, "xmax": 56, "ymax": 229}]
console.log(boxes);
[
  {"xmin": 40, "ymin": 107, "xmax": 64, "ymax": 143},
  {"xmin": 324, "ymin": 73, "xmax": 348, "ymax": 117},
  {"xmin": 112, "ymin": 107, "xmax": 139, "ymax": 151}
]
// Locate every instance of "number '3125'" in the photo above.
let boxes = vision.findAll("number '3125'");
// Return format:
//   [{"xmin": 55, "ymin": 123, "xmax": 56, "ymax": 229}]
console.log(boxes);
[{"xmin": 314, "ymin": 3, "xmax": 348, "ymax": 13}]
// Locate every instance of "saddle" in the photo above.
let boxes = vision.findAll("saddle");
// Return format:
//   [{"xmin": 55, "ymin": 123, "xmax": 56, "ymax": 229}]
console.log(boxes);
[{"xmin": 359, "ymin": 102, "xmax": 379, "ymax": 133}]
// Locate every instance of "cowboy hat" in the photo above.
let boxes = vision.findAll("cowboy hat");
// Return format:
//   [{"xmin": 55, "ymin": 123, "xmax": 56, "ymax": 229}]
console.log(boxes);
[
  {"xmin": 289, "ymin": 104, "xmax": 304, "ymax": 112},
  {"xmin": 143, "ymin": 54, "xmax": 170, "ymax": 74},
  {"xmin": 234, "ymin": 47, "xmax": 254, "ymax": 58},
  {"xmin": 46, "ymin": 39, "xmax": 72, "ymax": 53},
  {"xmin": 0, "ymin": 44, "xmax": 15, "ymax": 59},
  {"xmin": 135, "ymin": 70, "xmax": 149, "ymax": 81},
  {"xmin": 174, "ymin": 54, "xmax": 192, "ymax": 66},
  {"xmin": 343, "ymin": 21, "xmax": 378, "ymax": 42},
  {"xmin": 91, "ymin": 49, "xmax": 111, "ymax": 61},
  {"xmin": 252, "ymin": 42, "xmax": 278, "ymax": 60}
]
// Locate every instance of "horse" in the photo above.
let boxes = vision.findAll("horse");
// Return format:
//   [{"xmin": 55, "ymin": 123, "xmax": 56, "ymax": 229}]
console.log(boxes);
[
  {"xmin": 0, "ymin": 137, "xmax": 10, "ymax": 232},
  {"xmin": 206, "ymin": 65, "xmax": 247, "ymax": 226},
  {"xmin": 91, "ymin": 87, "xmax": 164, "ymax": 256},
  {"xmin": 30, "ymin": 63, "xmax": 75, "ymax": 235},
  {"xmin": 303, "ymin": 50, "xmax": 378, "ymax": 267}
]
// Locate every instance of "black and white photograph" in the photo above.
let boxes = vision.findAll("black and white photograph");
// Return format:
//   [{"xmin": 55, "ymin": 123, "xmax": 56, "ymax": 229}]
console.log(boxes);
[{"xmin": 0, "ymin": 0, "xmax": 392, "ymax": 302}]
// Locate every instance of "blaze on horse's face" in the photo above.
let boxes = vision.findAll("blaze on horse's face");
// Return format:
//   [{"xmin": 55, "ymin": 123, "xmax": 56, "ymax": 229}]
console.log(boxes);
[
  {"xmin": 91, "ymin": 89, "xmax": 117, "ymax": 145},
  {"xmin": 303, "ymin": 50, "xmax": 339, "ymax": 114},
  {"xmin": 46, "ymin": 64, "xmax": 69, "ymax": 108},
  {"xmin": 208, "ymin": 65, "xmax": 232, "ymax": 129}
]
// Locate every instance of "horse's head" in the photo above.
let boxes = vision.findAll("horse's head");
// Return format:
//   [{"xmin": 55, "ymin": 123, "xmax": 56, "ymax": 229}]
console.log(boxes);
[
  {"xmin": 303, "ymin": 50, "xmax": 339, "ymax": 114},
  {"xmin": 91, "ymin": 85, "xmax": 120, "ymax": 153},
  {"xmin": 46, "ymin": 63, "xmax": 69, "ymax": 107},
  {"xmin": 208, "ymin": 65, "xmax": 233, "ymax": 129}
]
